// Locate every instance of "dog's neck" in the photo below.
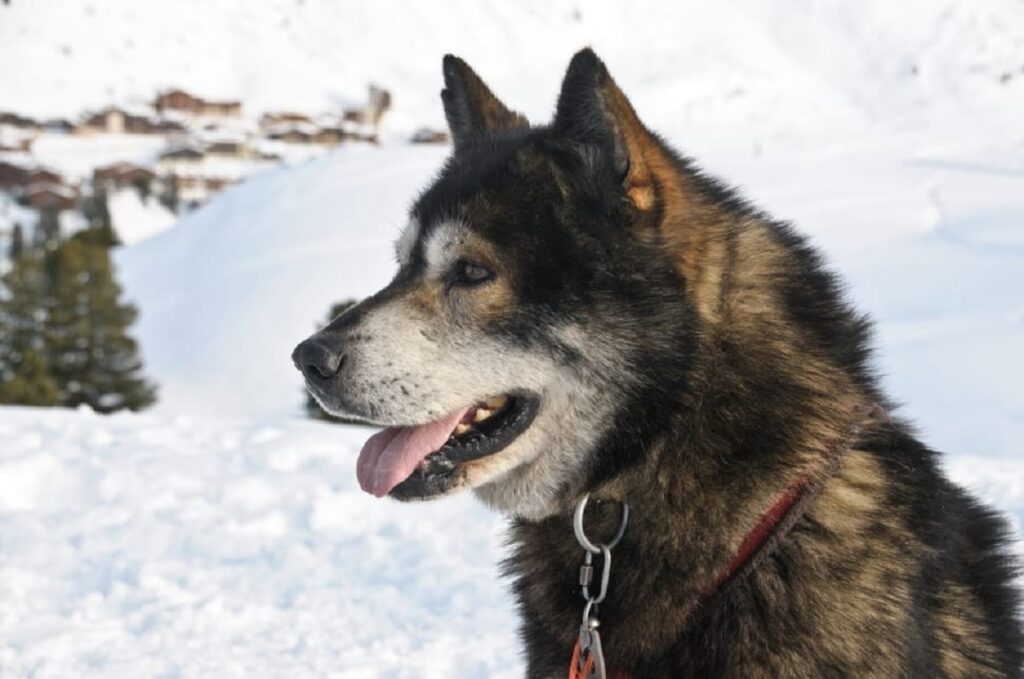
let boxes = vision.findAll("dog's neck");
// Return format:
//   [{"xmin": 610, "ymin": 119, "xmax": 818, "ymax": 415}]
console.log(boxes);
[
  {"xmin": 509, "ymin": 379, "xmax": 877, "ymax": 674},
  {"xmin": 508, "ymin": 211, "xmax": 884, "ymax": 672}
]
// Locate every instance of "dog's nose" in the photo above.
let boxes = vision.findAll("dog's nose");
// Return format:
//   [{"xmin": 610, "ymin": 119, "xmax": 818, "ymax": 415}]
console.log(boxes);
[{"xmin": 292, "ymin": 337, "xmax": 344, "ymax": 379}]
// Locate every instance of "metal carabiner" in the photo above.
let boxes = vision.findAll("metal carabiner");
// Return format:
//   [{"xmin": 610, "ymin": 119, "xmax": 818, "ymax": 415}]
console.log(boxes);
[{"xmin": 581, "ymin": 545, "xmax": 612, "ymax": 603}]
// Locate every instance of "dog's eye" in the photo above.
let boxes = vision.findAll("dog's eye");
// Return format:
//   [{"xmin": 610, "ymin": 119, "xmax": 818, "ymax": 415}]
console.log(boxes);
[{"xmin": 452, "ymin": 259, "xmax": 494, "ymax": 287}]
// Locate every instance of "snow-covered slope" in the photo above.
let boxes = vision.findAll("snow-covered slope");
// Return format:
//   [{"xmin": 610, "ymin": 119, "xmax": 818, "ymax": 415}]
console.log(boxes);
[
  {"xmin": 107, "ymin": 188, "xmax": 177, "ymax": 245},
  {"xmin": 28, "ymin": 133, "xmax": 167, "ymax": 181},
  {"xmin": 2, "ymin": 0, "xmax": 1024, "ymax": 143}
]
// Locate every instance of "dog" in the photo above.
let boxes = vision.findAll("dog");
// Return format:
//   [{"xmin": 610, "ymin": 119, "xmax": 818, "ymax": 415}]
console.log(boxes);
[{"xmin": 293, "ymin": 49, "xmax": 1022, "ymax": 677}]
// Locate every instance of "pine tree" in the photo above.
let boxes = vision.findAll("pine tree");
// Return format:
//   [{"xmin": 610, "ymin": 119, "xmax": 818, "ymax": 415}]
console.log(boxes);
[
  {"xmin": 0, "ymin": 251, "xmax": 60, "ymax": 406},
  {"xmin": 133, "ymin": 176, "xmax": 152, "ymax": 202},
  {"xmin": 9, "ymin": 223, "xmax": 24, "ymax": 260},
  {"xmin": 0, "ymin": 349, "xmax": 60, "ymax": 405},
  {"xmin": 305, "ymin": 299, "xmax": 359, "ymax": 422},
  {"xmin": 81, "ymin": 187, "xmax": 120, "ymax": 247},
  {"xmin": 158, "ymin": 176, "xmax": 180, "ymax": 214},
  {"xmin": 44, "ymin": 232, "xmax": 156, "ymax": 412},
  {"xmin": 34, "ymin": 206, "xmax": 61, "ymax": 251}
]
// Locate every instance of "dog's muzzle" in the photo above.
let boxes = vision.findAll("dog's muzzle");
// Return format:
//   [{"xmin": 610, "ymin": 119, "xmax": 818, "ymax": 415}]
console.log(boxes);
[{"xmin": 292, "ymin": 335, "xmax": 344, "ymax": 381}]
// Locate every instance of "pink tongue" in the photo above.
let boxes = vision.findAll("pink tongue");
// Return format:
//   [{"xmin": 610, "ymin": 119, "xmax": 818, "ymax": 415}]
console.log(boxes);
[{"xmin": 357, "ymin": 408, "xmax": 470, "ymax": 497}]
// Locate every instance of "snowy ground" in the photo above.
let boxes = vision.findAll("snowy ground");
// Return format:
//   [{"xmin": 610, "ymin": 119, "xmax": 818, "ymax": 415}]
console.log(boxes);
[
  {"xmin": 106, "ymin": 189, "xmax": 177, "ymax": 246},
  {"xmin": 1, "ymin": 0, "xmax": 1023, "ymax": 677},
  {"xmin": 0, "ymin": 408, "xmax": 519, "ymax": 678}
]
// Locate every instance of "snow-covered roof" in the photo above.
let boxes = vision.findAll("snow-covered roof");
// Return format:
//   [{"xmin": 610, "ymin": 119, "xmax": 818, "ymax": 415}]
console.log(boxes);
[
  {"xmin": 0, "ymin": 152, "xmax": 34, "ymax": 169},
  {"xmin": 0, "ymin": 124, "xmax": 36, "ymax": 144},
  {"xmin": 89, "ymin": 102, "xmax": 157, "ymax": 118},
  {"xmin": 159, "ymin": 141, "xmax": 206, "ymax": 159},
  {"xmin": 96, "ymin": 160, "xmax": 152, "ymax": 172},
  {"xmin": 25, "ymin": 181, "xmax": 76, "ymax": 198},
  {"xmin": 94, "ymin": 161, "xmax": 156, "ymax": 179},
  {"xmin": 193, "ymin": 127, "xmax": 249, "ymax": 145},
  {"xmin": 264, "ymin": 121, "xmax": 322, "ymax": 137}
]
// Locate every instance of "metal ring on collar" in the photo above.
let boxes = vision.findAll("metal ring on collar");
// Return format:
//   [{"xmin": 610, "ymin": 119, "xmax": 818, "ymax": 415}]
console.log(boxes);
[{"xmin": 573, "ymin": 493, "xmax": 629, "ymax": 554}]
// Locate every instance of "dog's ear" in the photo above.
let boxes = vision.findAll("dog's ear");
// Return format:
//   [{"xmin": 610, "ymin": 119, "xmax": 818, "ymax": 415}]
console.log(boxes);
[
  {"xmin": 553, "ymin": 48, "xmax": 658, "ymax": 211},
  {"xmin": 441, "ymin": 55, "xmax": 528, "ymax": 154}
]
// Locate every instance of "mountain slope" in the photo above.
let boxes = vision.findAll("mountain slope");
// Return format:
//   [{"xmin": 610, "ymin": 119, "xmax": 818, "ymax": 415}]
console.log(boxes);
[{"xmin": 2, "ymin": 0, "xmax": 1023, "ymax": 144}]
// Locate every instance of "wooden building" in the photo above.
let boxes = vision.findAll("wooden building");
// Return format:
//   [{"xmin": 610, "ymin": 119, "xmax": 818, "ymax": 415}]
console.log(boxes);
[
  {"xmin": 25, "ymin": 168, "xmax": 63, "ymax": 185},
  {"xmin": 410, "ymin": 128, "xmax": 449, "ymax": 145},
  {"xmin": 260, "ymin": 112, "xmax": 314, "ymax": 130},
  {"xmin": 0, "ymin": 161, "xmax": 29, "ymax": 189},
  {"xmin": 0, "ymin": 111, "xmax": 38, "ymax": 129},
  {"xmin": 24, "ymin": 182, "xmax": 78, "ymax": 211},
  {"xmin": 154, "ymin": 89, "xmax": 242, "ymax": 118},
  {"xmin": 93, "ymin": 162, "xmax": 157, "ymax": 189},
  {"xmin": 79, "ymin": 108, "xmax": 186, "ymax": 135}
]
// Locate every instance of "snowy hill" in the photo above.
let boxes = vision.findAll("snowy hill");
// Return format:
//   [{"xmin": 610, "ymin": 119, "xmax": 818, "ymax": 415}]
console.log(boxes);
[{"xmin": 2, "ymin": 0, "xmax": 1024, "ymax": 142}]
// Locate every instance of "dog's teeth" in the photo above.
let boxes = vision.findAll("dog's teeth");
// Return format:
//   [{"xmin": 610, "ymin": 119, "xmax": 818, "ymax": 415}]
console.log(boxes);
[
  {"xmin": 454, "ymin": 422, "xmax": 471, "ymax": 436},
  {"xmin": 485, "ymin": 395, "xmax": 508, "ymax": 410},
  {"xmin": 474, "ymin": 407, "xmax": 494, "ymax": 423}
]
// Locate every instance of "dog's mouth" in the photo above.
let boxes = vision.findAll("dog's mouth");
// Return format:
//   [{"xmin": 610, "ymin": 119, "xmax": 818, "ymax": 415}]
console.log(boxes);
[{"xmin": 356, "ymin": 393, "xmax": 539, "ymax": 500}]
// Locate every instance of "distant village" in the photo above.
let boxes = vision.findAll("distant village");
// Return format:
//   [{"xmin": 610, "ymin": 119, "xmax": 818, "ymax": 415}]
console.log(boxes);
[{"xmin": 0, "ymin": 85, "xmax": 449, "ymax": 249}]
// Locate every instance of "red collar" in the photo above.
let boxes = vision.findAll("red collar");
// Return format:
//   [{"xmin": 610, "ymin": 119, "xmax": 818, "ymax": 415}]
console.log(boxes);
[
  {"xmin": 701, "ymin": 459, "xmax": 833, "ymax": 601},
  {"xmin": 701, "ymin": 404, "xmax": 881, "ymax": 602},
  {"xmin": 585, "ymin": 483, "xmax": 823, "ymax": 679},
  {"xmin": 577, "ymin": 404, "xmax": 879, "ymax": 679}
]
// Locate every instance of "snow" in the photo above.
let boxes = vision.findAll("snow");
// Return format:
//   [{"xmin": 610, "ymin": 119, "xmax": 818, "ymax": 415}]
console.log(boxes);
[
  {"xmin": 0, "ymin": 192, "xmax": 36, "ymax": 236},
  {"xmin": 0, "ymin": 407, "xmax": 519, "ymax": 678},
  {"xmin": 107, "ymin": 188, "xmax": 177, "ymax": 246},
  {"xmin": 28, "ymin": 133, "xmax": 167, "ymax": 183},
  {"xmin": 3, "ymin": 0, "xmax": 1023, "ymax": 141},
  {"xmin": 1, "ymin": 0, "xmax": 1023, "ymax": 676}
]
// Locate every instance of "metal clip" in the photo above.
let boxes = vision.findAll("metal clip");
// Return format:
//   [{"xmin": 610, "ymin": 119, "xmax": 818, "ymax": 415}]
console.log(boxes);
[
  {"xmin": 582, "ymin": 545, "xmax": 612, "ymax": 603},
  {"xmin": 577, "ymin": 616, "xmax": 607, "ymax": 679}
]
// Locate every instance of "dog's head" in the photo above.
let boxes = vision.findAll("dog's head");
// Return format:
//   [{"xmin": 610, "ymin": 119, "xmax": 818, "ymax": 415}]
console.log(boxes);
[{"xmin": 293, "ymin": 49, "xmax": 698, "ymax": 519}]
